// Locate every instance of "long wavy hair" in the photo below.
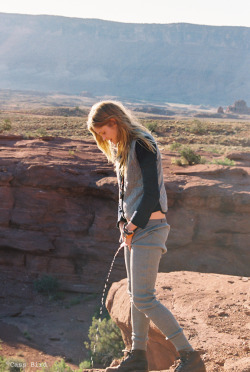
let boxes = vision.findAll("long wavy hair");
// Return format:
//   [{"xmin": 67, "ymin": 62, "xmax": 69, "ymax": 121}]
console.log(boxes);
[{"xmin": 87, "ymin": 100, "xmax": 156, "ymax": 174}]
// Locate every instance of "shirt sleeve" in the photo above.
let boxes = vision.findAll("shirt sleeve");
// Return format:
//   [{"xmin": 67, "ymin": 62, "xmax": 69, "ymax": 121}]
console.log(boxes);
[{"xmin": 130, "ymin": 140, "xmax": 160, "ymax": 228}]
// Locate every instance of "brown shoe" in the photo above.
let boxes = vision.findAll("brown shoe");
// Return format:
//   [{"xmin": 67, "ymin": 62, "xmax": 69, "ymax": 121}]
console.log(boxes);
[
  {"xmin": 174, "ymin": 350, "xmax": 206, "ymax": 372},
  {"xmin": 105, "ymin": 349, "xmax": 148, "ymax": 372}
]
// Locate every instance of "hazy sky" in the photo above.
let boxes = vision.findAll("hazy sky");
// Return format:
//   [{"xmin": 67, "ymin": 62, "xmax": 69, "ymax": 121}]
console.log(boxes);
[{"xmin": 0, "ymin": 0, "xmax": 249, "ymax": 27}]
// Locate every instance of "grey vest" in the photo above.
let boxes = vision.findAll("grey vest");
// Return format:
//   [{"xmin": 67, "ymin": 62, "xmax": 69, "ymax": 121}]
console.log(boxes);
[{"xmin": 117, "ymin": 136, "xmax": 168, "ymax": 221}]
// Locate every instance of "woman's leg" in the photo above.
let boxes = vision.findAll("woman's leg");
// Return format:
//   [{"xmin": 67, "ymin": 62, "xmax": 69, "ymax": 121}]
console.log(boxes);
[
  {"xmin": 124, "ymin": 245, "xmax": 150, "ymax": 351},
  {"xmin": 131, "ymin": 223, "xmax": 193, "ymax": 353}
]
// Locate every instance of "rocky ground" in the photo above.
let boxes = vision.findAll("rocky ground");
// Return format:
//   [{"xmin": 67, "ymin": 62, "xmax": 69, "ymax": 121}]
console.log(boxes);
[
  {"xmin": 107, "ymin": 272, "xmax": 250, "ymax": 372},
  {"xmin": 0, "ymin": 135, "xmax": 249, "ymax": 371},
  {"xmin": 0, "ymin": 271, "xmax": 249, "ymax": 371}
]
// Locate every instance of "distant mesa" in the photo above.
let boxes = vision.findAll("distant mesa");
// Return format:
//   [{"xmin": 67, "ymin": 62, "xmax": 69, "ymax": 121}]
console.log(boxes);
[
  {"xmin": 215, "ymin": 100, "xmax": 250, "ymax": 117},
  {"xmin": 0, "ymin": 13, "xmax": 250, "ymax": 106},
  {"xmin": 133, "ymin": 105, "xmax": 175, "ymax": 116}
]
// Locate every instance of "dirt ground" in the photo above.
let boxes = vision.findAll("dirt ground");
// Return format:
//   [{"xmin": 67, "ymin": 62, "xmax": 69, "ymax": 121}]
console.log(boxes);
[
  {"xmin": 0, "ymin": 268, "xmax": 100, "ymax": 371},
  {"xmin": 0, "ymin": 269, "xmax": 249, "ymax": 372}
]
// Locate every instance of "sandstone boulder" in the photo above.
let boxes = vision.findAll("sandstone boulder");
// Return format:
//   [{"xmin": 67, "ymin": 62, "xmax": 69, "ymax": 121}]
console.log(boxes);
[{"xmin": 106, "ymin": 272, "xmax": 250, "ymax": 371}]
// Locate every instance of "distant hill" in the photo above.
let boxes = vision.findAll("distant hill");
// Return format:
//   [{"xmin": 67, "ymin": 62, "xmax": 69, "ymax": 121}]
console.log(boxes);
[{"xmin": 0, "ymin": 13, "xmax": 250, "ymax": 105}]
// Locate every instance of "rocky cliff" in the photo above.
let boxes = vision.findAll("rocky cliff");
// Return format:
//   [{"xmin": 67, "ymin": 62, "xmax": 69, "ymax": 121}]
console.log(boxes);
[
  {"xmin": 0, "ymin": 13, "xmax": 250, "ymax": 105},
  {"xmin": 0, "ymin": 135, "xmax": 249, "ymax": 294}
]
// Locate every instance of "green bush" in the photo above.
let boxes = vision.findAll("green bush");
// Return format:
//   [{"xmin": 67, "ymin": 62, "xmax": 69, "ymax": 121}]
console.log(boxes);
[
  {"xmin": 212, "ymin": 157, "xmax": 235, "ymax": 166},
  {"xmin": 171, "ymin": 146, "xmax": 203, "ymax": 166},
  {"xmin": 36, "ymin": 128, "xmax": 48, "ymax": 137},
  {"xmin": 84, "ymin": 316, "xmax": 124, "ymax": 367},
  {"xmin": 38, "ymin": 359, "xmax": 74, "ymax": 372},
  {"xmin": 79, "ymin": 360, "xmax": 92, "ymax": 369},
  {"xmin": 0, "ymin": 356, "xmax": 7, "ymax": 372},
  {"xmin": 144, "ymin": 121, "xmax": 158, "ymax": 132},
  {"xmin": 170, "ymin": 141, "xmax": 182, "ymax": 151},
  {"xmin": 179, "ymin": 146, "xmax": 201, "ymax": 165},
  {"xmin": 3, "ymin": 119, "xmax": 12, "ymax": 131},
  {"xmin": 187, "ymin": 119, "xmax": 207, "ymax": 134},
  {"xmin": 34, "ymin": 275, "xmax": 59, "ymax": 297},
  {"xmin": 0, "ymin": 119, "xmax": 12, "ymax": 132},
  {"xmin": 23, "ymin": 331, "xmax": 32, "ymax": 340},
  {"xmin": 47, "ymin": 359, "xmax": 73, "ymax": 372},
  {"xmin": 3, "ymin": 358, "xmax": 26, "ymax": 372},
  {"xmin": 171, "ymin": 158, "xmax": 183, "ymax": 166}
]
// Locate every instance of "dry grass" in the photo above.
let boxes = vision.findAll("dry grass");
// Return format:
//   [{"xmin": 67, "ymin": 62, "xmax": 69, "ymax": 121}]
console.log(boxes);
[
  {"xmin": 0, "ymin": 110, "xmax": 90, "ymax": 139},
  {"xmin": 0, "ymin": 109, "xmax": 249, "ymax": 157},
  {"xmin": 143, "ymin": 118, "xmax": 250, "ymax": 155}
]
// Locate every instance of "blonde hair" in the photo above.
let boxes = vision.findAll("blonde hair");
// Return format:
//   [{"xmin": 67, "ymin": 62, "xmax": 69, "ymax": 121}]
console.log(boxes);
[{"xmin": 87, "ymin": 100, "xmax": 156, "ymax": 173}]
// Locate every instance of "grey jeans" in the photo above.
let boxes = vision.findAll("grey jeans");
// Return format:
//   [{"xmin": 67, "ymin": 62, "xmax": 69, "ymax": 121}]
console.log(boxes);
[{"xmin": 124, "ymin": 219, "xmax": 186, "ymax": 351}]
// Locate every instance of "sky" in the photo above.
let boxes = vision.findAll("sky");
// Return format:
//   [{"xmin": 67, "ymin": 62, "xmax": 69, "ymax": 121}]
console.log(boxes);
[{"xmin": 0, "ymin": 0, "xmax": 249, "ymax": 27}]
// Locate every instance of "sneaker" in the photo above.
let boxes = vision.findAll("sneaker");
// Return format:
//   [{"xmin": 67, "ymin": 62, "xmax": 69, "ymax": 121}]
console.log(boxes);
[
  {"xmin": 174, "ymin": 350, "xmax": 206, "ymax": 372},
  {"xmin": 105, "ymin": 349, "xmax": 148, "ymax": 372}
]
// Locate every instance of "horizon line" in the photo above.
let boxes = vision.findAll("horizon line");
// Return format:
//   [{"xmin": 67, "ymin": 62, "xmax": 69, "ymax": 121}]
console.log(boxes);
[{"xmin": 0, "ymin": 11, "xmax": 249, "ymax": 29}]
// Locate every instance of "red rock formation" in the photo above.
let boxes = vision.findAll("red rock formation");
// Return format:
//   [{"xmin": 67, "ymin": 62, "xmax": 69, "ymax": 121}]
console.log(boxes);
[
  {"xmin": 106, "ymin": 272, "xmax": 250, "ymax": 371},
  {"xmin": 0, "ymin": 136, "xmax": 249, "ymax": 294},
  {"xmin": 217, "ymin": 106, "xmax": 224, "ymax": 114},
  {"xmin": 0, "ymin": 135, "xmax": 123, "ymax": 292},
  {"xmin": 227, "ymin": 99, "xmax": 250, "ymax": 115}
]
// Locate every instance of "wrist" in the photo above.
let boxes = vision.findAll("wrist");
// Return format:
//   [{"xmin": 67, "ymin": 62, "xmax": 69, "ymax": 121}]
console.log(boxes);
[
  {"xmin": 123, "ymin": 223, "xmax": 136, "ymax": 237},
  {"xmin": 126, "ymin": 221, "xmax": 137, "ymax": 231}
]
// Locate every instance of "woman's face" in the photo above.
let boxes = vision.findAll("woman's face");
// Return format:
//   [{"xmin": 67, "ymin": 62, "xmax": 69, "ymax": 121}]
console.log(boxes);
[{"xmin": 94, "ymin": 121, "xmax": 119, "ymax": 145}]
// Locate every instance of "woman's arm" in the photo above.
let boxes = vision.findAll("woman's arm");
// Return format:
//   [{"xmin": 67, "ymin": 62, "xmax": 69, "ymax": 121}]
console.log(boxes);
[{"xmin": 129, "ymin": 139, "xmax": 160, "ymax": 229}]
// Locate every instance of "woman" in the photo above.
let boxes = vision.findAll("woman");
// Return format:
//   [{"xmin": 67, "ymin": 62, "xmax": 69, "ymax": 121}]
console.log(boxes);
[{"xmin": 87, "ymin": 101, "xmax": 206, "ymax": 372}]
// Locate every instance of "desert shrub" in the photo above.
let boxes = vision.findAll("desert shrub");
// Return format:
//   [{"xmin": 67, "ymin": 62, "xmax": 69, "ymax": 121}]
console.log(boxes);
[
  {"xmin": 200, "ymin": 157, "xmax": 207, "ymax": 164},
  {"xmin": 36, "ymin": 128, "xmax": 48, "ymax": 137},
  {"xmin": 0, "ymin": 356, "xmax": 7, "ymax": 372},
  {"xmin": 171, "ymin": 146, "xmax": 202, "ymax": 166},
  {"xmin": 34, "ymin": 275, "xmax": 60, "ymax": 297},
  {"xmin": 48, "ymin": 359, "xmax": 73, "ymax": 372},
  {"xmin": 170, "ymin": 141, "xmax": 182, "ymax": 151},
  {"xmin": 23, "ymin": 131, "xmax": 34, "ymax": 139},
  {"xmin": 23, "ymin": 331, "xmax": 32, "ymax": 340},
  {"xmin": 179, "ymin": 146, "xmax": 201, "ymax": 165},
  {"xmin": 83, "ymin": 316, "xmax": 124, "ymax": 367},
  {"xmin": 3, "ymin": 119, "xmax": 12, "ymax": 131},
  {"xmin": 212, "ymin": 157, "xmax": 235, "ymax": 166},
  {"xmin": 144, "ymin": 121, "xmax": 158, "ymax": 132},
  {"xmin": 39, "ymin": 359, "xmax": 74, "ymax": 372},
  {"xmin": 3, "ymin": 358, "xmax": 26, "ymax": 372},
  {"xmin": 187, "ymin": 119, "xmax": 207, "ymax": 134},
  {"xmin": 171, "ymin": 158, "xmax": 183, "ymax": 166},
  {"xmin": 79, "ymin": 360, "xmax": 92, "ymax": 369},
  {"xmin": 0, "ymin": 118, "xmax": 12, "ymax": 132},
  {"xmin": 68, "ymin": 295, "xmax": 81, "ymax": 307},
  {"xmin": 206, "ymin": 146, "xmax": 220, "ymax": 154}
]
